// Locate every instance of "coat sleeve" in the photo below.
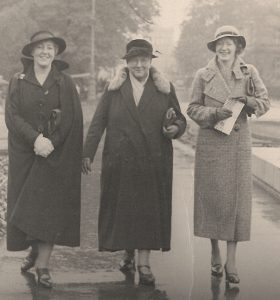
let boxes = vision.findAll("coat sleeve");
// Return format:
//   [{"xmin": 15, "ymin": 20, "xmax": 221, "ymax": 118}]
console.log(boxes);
[
  {"xmin": 187, "ymin": 69, "xmax": 218, "ymax": 128},
  {"xmin": 5, "ymin": 76, "xmax": 39, "ymax": 146},
  {"xmin": 83, "ymin": 88, "xmax": 112, "ymax": 161},
  {"xmin": 246, "ymin": 65, "xmax": 270, "ymax": 117},
  {"xmin": 168, "ymin": 83, "xmax": 187, "ymax": 138}
]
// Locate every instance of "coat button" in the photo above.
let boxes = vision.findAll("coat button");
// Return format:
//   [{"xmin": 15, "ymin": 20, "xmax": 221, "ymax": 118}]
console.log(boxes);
[{"xmin": 234, "ymin": 123, "xmax": 240, "ymax": 131}]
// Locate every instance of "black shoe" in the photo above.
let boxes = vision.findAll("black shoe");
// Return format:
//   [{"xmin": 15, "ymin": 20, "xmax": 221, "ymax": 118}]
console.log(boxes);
[
  {"xmin": 21, "ymin": 249, "xmax": 38, "ymax": 273},
  {"xmin": 224, "ymin": 265, "xmax": 240, "ymax": 284},
  {"xmin": 138, "ymin": 265, "xmax": 155, "ymax": 286},
  {"xmin": 119, "ymin": 258, "xmax": 136, "ymax": 276},
  {"xmin": 36, "ymin": 268, "xmax": 53, "ymax": 288},
  {"xmin": 211, "ymin": 263, "xmax": 223, "ymax": 278}
]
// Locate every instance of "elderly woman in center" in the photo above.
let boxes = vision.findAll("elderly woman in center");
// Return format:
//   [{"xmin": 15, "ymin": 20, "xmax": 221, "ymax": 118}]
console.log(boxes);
[
  {"xmin": 187, "ymin": 25, "xmax": 270, "ymax": 284},
  {"xmin": 5, "ymin": 31, "xmax": 83, "ymax": 288},
  {"xmin": 82, "ymin": 39, "xmax": 186, "ymax": 285}
]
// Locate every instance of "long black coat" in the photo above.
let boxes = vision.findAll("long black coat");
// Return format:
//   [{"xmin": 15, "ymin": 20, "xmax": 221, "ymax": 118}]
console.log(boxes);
[
  {"xmin": 83, "ymin": 67, "xmax": 186, "ymax": 251},
  {"xmin": 5, "ymin": 60, "xmax": 83, "ymax": 251}
]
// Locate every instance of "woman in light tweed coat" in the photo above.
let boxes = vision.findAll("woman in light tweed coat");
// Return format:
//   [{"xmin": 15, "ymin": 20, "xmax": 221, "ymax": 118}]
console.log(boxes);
[{"xmin": 187, "ymin": 25, "xmax": 270, "ymax": 284}]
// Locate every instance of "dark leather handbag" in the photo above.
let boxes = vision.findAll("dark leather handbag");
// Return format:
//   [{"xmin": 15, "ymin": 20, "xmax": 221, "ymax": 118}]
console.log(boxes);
[
  {"xmin": 241, "ymin": 65, "xmax": 255, "ymax": 96},
  {"xmin": 48, "ymin": 109, "xmax": 61, "ymax": 135},
  {"xmin": 163, "ymin": 107, "xmax": 177, "ymax": 128}
]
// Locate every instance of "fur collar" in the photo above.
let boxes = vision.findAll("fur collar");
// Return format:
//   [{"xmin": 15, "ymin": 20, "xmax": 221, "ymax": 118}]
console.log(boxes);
[{"xmin": 108, "ymin": 66, "xmax": 170, "ymax": 94}]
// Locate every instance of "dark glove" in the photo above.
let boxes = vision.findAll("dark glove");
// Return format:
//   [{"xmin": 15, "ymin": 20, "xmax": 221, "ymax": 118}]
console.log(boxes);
[
  {"xmin": 215, "ymin": 107, "xmax": 232, "ymax": 121},
  {"xmin": 232, "ymin": 96, "xmax": 247, "ymax": 104},
  {"xmin": 232, "ymin": 96, "xmax": 257, "ymax": 112}
]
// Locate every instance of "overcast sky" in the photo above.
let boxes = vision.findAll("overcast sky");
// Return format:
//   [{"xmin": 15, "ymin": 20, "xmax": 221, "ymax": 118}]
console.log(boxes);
[
  {"xmin": 156, "ymin": 0, "xmax": 192, "ymax": 26},
  {"xmin": 154, "ymin": 0, "xmax": 193, "ymax": 40}
]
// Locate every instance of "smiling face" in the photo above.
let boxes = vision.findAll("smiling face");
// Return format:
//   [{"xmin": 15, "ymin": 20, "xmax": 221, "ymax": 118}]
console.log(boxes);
[
  {"xmin": 31, "ymin": 40, "xmax": 58, "ymax": 68},
  {"xmin": 127, "ymin": 55, "xmax": 152, "ymax": 82},
  {"xmin": 215, "ymin": 37, "xmax": 237, "ymax": 63}
]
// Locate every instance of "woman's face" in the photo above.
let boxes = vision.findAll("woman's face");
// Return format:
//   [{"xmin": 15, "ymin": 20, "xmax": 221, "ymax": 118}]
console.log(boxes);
[
  {"xmin": 215, "ymin": 37, "xmax": 237, "ymax": 62},
  {"xmin": 127, "ymin": 55, "xmax": 152, "ymax": 82},
  {"xmin": 32, "ymin": 40, "xmax": 57, "ymax": 68}
]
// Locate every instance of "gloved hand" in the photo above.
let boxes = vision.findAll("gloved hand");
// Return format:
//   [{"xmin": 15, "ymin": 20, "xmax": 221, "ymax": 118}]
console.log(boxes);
[
  {"xmin": 215, "ymin": 107, "xmax": 233, "ymax": 121},
  {"xmin": 232, "ymin": 96, "xmax": 247, "ymax": 104},
  {"xmin": 163, "ymin": 125, "xmax": 179, "ymax": 139},
  {"xmin": 34, "ymin": 134, "xmax": 54, "ymax": 158},
  {"xmin": 232, "ymin": 96, "xmax": 257, "ymax": 111},
  {"xmin": 82, "ymin": 157, "xmax": 92, "ymax": 175}
]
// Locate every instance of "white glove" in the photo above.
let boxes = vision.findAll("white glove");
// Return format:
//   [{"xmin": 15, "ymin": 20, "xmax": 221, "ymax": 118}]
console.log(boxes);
[{"xmin": 34, "ymin": 134, "xmax": 54, "ymax": 158}]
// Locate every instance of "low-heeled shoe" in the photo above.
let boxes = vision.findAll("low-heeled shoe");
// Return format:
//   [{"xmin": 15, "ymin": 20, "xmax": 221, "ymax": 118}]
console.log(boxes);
[{"xmin": 138, "ymin": 265, "xmax": 155, "ymax": 286}]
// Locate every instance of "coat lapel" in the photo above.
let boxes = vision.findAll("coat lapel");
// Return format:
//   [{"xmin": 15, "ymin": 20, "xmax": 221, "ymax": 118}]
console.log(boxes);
[
  {"xmin": 137, "ymin": 77, "xmax": 157, "ymax": 113},
  {"xmin": 203, "ymin": 72, "xmax": 231, "ymax": 104},
  {"xmin": 203, "ymin": 57, "xmax": 246, "ymax": 104}
]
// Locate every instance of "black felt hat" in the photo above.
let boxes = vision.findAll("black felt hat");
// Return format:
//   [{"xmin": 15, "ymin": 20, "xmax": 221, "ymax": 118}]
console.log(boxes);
[
  {"xmin": 22, "ymin": 31, "xmax": 66, "ymax": 57},
  {"xmin": 122, "ymin": 39, "xmax": 157, "ymax": 59}
]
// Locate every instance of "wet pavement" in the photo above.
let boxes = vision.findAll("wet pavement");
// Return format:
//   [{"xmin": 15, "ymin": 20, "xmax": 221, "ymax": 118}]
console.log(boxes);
[
  {"xmin": 190, "ymin": 182, "xmax": 280, "ymax": 300},
  {"xmin": 1, "ymin": 116, "xmax": 280, "ymax": 298},
  {"xmin": 0, "ymin": 137, "xmax": 192, "ymax": 299}
]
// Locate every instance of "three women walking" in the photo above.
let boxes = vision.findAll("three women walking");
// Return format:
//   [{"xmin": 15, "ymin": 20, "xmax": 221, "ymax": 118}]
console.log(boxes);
[{"xmin": 5, "ymin": 25, "xmax": 270, "ymax": 289}]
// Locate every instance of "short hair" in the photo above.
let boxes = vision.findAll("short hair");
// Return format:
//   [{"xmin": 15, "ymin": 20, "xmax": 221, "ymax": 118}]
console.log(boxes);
[
  {"xmin": 215, "ymin": 37, "xmax": 244, "ymax": 55},
  {"xmin": 231, "ymin": 37, "xmax": 244, "ymax": 55}
]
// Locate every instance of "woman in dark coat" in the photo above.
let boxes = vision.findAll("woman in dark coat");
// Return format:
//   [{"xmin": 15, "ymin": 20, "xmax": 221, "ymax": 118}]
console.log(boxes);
[
  {"xmin": 82, "ymin": 39, "xmax": 186, "ymax": 285},
  {"xmin": 187, "ymin": 25, "xmax": 270, "ymax": 284},
  {"xmin": 5, "ymin": 31, "xmax": 83, "ymax": 288}
]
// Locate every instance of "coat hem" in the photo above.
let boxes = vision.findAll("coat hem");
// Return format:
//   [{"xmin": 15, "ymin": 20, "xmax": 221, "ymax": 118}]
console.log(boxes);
[
  {"xmin": 98, "ymin": 247, "xmax": 170, "ymax": 252},
  {"xmin": 194, "ymin": 232, "xmax": 250, "ymax": 242}
]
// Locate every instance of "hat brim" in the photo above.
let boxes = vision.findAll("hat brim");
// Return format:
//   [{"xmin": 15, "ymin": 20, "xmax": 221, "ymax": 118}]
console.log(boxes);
[
  {"xmin": 21, "ymin": 57, "xmax": 69, "ymax": 72},
  {"xmin": 122, "ymin": 48, "xmax": 157, "ymax": 60},
  {"xmin": 207, "ymin": 35, "xmax": 246, "ymax": 52},
  {"xmin": 22, "ymin": 37, "xmax": 66, "ymax": 57}
]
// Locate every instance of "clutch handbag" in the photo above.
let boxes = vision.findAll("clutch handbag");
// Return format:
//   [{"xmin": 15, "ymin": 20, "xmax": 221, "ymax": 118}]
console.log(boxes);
[
  {"xmin": 48, "ymin": 109, "xmax": 61, "ymax": 135},
  {"xmin": 163, "ymin": 107, "xmax": 177, "ymax": 128}
]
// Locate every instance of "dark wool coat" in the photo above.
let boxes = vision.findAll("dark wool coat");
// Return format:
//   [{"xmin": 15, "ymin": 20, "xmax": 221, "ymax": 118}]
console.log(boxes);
[
  {"xmin": 187, "ymin": 57, "xmax": 270, "ymax": 241},
  {"xmin": 5, "ymin": 59, "xmax": 83, "ymax": 251},
  {"xmin": 83, "ymin": 67, "xmax": 186, "ymax": 251}
]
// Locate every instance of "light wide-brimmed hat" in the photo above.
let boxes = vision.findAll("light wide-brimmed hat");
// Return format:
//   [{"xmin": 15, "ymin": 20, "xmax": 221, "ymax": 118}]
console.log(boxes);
[
  {"xmin": 122, "ymin": 39, "xmax": 158, "ymax": 60},
  {"xmin": 207, "ymin": 25, "xmax": 246, "ymax": 52},
  {"xmin": 22, "ymin": 31, "xmax": 66, "ymax": 57}
]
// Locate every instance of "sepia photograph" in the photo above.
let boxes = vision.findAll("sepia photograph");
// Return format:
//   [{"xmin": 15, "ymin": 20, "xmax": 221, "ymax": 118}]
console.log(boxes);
[{"xmin": 0, "ymin": 0, "xmax": 279, "ymax": 299}]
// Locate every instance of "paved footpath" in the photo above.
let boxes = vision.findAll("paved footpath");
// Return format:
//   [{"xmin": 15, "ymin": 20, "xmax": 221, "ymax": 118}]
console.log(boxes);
[{"xmin": 0, "ymin": 140, "xmax": 192, "ymax": 300}]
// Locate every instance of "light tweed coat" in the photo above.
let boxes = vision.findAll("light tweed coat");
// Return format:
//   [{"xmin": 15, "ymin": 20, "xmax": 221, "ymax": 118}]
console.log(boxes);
[{"xmin": 187, "ymin": 57, "xmax": 270, "ymax": 241}]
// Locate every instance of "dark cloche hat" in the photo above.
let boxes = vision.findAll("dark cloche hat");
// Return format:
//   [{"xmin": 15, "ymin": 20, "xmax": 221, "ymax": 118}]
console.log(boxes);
[
  {"xmin": 122, "ymin": 39, "xmax": 157, "ymax": 59},
  {"xmin": 22, "ymin": 31, "xmax": 66, "ymax": 57},
  {"xmin": 207, "ymin": 25, "xmax": 246, "ymax": 52}
]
